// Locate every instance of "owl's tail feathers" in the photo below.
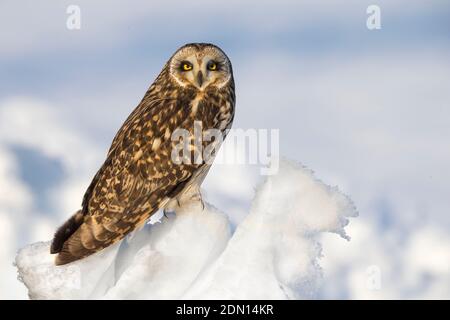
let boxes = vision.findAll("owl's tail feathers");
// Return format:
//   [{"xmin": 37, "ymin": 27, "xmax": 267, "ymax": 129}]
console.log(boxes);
[
  {"xmin": 52, "ymin": 215, "xmax": 128, "ymax": 266},
  {"xmin": 50, "ymin": 210, "xmax": 84, "ymax": 255}
]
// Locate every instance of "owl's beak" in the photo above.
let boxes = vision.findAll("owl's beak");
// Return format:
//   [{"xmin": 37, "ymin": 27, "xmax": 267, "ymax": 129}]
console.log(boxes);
[{"xmin": 196, "ymin": 71, "xmax": 204, "ymax": 88}]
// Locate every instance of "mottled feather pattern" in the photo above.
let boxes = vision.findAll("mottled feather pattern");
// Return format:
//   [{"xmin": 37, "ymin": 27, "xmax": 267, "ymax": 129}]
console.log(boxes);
[{"xmin": 52, "ymin": 43, "xmax": 235, "ymax": 265}]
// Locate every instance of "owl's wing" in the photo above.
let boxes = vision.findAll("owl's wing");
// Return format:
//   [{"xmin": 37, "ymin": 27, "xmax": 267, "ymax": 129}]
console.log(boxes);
[
  {"xmin": 80, "ymin": 97, "xmax": 172, "ymax": 212},
  {"xmin": 52, "ymin": 97, "xmax": 201, "ymax": 265}
]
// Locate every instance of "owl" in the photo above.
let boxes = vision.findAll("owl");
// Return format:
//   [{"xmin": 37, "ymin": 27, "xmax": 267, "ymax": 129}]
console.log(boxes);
[{"xmin": 50, "ymin": 43, "xmax": 235, "ymax": 265}]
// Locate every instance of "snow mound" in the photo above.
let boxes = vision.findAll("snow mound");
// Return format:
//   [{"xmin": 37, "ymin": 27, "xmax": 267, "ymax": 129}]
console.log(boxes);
[{"xmin": 15, "ymin": 159, "xmax": 357, "ymax": 299}]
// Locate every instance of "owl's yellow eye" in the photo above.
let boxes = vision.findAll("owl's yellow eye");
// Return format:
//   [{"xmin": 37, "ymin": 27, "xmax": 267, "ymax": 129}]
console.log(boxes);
[
  {"xmin": 207, "ymin": 61, "xmax": 217, "ymax": 71},
  {"xmin": 181, "ymin": 61, "xmax": 193, "ymax": 71}
]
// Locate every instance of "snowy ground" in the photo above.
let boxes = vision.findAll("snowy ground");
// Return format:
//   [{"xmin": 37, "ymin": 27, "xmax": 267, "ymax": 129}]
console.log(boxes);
[{"xmin": 15, "ymin": 159, "xmax": 357, "ymax": 299}]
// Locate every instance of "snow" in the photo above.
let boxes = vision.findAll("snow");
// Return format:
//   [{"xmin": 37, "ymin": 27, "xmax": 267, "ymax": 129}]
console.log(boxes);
[{"xmin": 15, "ymin": 158, "xmax": 357, "ymax": 299}]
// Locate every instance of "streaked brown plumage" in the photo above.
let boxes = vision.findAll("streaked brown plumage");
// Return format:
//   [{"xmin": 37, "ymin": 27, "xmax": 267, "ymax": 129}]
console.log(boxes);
[{"xmin": 51, "ymin": 43, "xmax": 235, "ymax": 265}]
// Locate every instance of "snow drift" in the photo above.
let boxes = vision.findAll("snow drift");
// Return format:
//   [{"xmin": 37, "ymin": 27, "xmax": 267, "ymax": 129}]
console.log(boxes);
[{"xmin": 15, "ymin": 159, "xmax": 357, "ymax": 299}]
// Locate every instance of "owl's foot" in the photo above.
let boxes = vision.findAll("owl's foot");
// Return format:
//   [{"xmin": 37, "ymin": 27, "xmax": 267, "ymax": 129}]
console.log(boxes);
[
  {"xmin": 162, "ymin": 208, "xmax": 176, "ymax": 219},
  {"xmin": 190, "ymin": 193, "xmax": 205, "ymax": 211},
  {"xmin": 165, "ymin": 189, "xmax": 205, "ymax": 212}
]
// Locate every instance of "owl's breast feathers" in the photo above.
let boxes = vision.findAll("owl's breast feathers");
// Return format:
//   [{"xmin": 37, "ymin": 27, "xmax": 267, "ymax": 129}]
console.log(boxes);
[{"xmin": 51, "ymin": 76, "xmax": 235, "ymax": 265}]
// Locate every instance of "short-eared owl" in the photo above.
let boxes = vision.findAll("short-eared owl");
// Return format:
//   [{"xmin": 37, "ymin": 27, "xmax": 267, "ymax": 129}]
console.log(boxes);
[{"xmin": 51, "ymin": 43, "xmax": 235, "ymax": 265}]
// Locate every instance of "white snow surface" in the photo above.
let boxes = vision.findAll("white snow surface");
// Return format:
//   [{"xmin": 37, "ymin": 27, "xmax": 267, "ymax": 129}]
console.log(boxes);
[{"xmin": 15, "ymin": 159, "xmax": 357, "ymax": 299}]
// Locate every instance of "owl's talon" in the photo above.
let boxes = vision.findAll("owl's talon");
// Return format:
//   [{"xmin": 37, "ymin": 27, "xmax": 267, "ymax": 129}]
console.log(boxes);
[{"xmin": 189, "ymin": 193, "xmax": 205, "ymax": 211}]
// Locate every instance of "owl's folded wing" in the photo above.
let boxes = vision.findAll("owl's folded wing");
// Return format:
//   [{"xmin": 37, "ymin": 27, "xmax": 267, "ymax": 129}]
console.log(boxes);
[{"xmin": 52, "ymin": 98, "xmax": 200, "ymax": 265}]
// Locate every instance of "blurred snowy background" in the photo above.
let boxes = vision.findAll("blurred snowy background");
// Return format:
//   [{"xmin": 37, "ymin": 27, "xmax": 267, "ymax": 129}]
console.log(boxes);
[{"xmin": 0, "ymin": 0, "xmax": 449, "ymax": 299}]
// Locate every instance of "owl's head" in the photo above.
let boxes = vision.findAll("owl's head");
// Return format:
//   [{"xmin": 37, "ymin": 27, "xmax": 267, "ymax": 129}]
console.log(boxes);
[{"xmin": 168, "ymin": 43, "xmax": 233, "ymax": 91}]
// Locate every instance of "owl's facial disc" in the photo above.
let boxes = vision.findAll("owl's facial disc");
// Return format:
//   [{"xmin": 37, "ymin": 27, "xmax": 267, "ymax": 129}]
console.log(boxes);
[
  {"xmin": 177, "ymin": 57, "xmax": 221, "ymax": 89},
  {"xmin": 169, "ymin": 44, "xmax": 232, "ymax": 90}
]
